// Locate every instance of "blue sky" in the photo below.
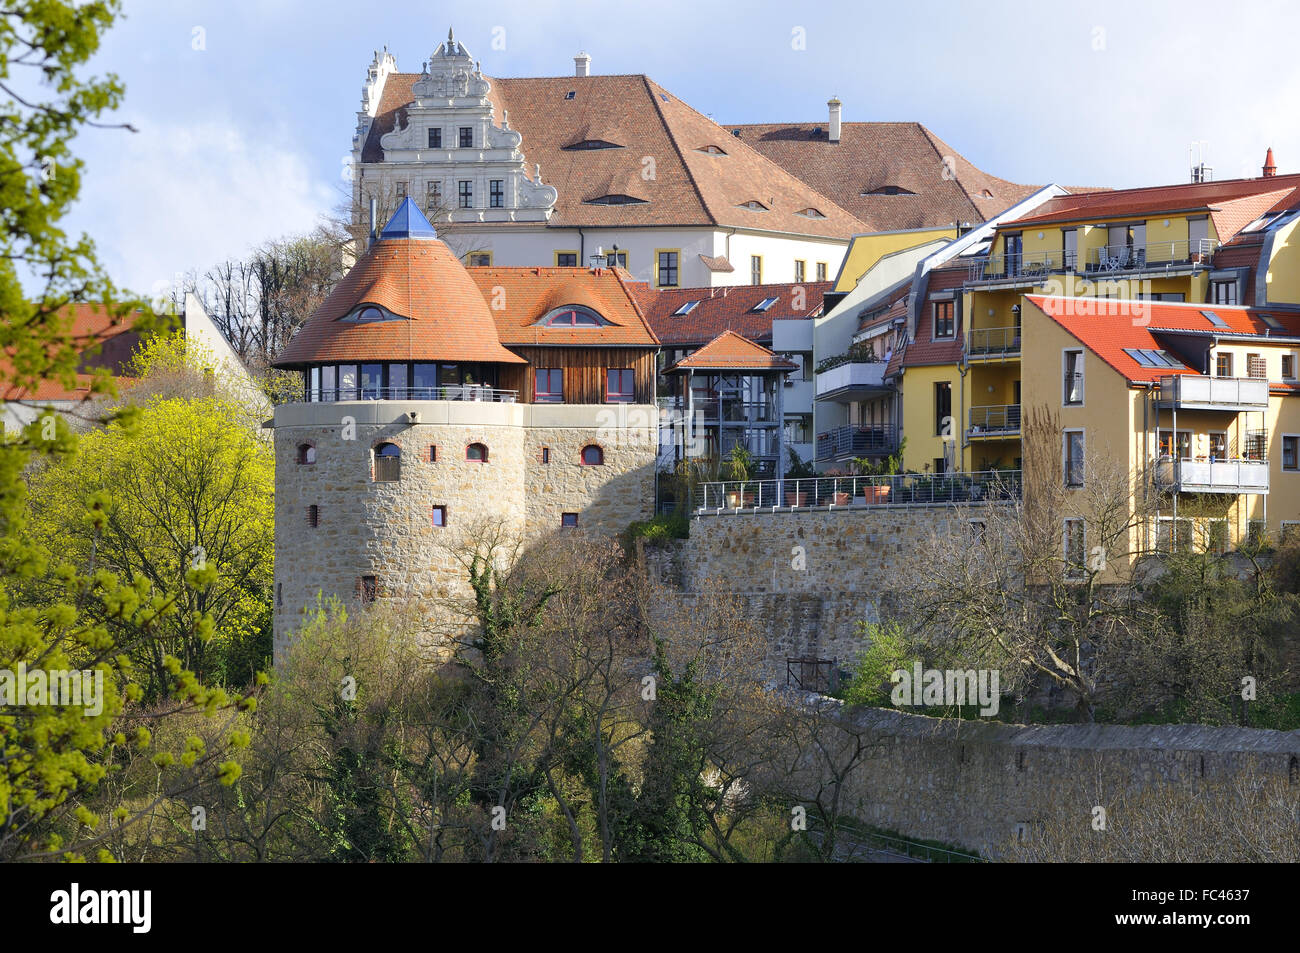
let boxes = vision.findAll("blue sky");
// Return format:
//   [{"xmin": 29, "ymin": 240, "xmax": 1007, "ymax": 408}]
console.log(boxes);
[{"xmin": 68, "ymin": 0, "xmax": 1300, "ymax": 295}]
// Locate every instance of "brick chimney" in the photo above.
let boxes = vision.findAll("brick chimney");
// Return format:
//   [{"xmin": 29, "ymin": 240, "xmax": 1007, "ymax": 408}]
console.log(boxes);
[
  {"xmin": 1263, "ymin": 147, "xmax": 1277, "ymax": 177},
  {"xmin": 574, "ymin": 51, "xmax": 591, "ymax": 77},
  {"xmin": 828, "ymin": 97, "xmax": 842, "ymax": 143}
]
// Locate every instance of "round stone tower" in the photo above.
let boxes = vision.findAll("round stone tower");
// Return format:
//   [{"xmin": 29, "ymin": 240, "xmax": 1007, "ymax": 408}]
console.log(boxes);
[{"xmin": 269, "ymin": 200, "xmax": 657, "ymax": 660}]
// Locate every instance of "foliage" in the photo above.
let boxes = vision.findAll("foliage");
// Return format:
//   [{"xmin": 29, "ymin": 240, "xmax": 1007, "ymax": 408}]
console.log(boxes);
[
  {"xmin": 624, "ymin": 511, "xmax": 689, "ymax": 547},
  {"xmin": 784, "ymin": 446, "xmax": 816, "ymax": 480},
  {"xmin": 814, "ymin": 339, "xmax": 877, "ymax": 375},
  {"xmin": 841, "ymin": 621, "xmax": 915, "ymax": 708}
]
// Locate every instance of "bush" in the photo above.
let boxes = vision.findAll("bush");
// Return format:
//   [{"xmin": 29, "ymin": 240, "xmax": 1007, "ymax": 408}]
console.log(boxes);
[
  {"xmin": 841, "ymin": 621, "xmax": 915, "ymax": 707},
  {"xmin": 625, "ymin": 511, "xmax": 689, "ymax": 547}
]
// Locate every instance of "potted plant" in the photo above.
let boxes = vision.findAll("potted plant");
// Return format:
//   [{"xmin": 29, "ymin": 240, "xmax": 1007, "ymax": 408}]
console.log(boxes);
[
  {"xmin": 822, "ymin": 468, "xmax": 851, "ymax": 505},
  {"xmin": 784, "ymin": 446, "xmax": 814, "ymax": 507},
  {"xmin": 722, "ymin": 444, "xmax": 755, "ymax": 508}
]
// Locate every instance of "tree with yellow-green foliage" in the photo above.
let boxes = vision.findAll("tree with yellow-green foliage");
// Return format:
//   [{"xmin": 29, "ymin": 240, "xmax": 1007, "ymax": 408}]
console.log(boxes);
[
  {"xmin": 26, "ymin": 392, "xmax": 275, "ymax": 695},
  {"xmin": 1, "ymin": 1, "xmax": 256, "ymax": 862}
]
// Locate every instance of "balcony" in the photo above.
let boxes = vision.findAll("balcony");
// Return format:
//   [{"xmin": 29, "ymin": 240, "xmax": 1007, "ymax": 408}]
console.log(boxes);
[
  {"xmin": 1157, "ymin": 375, "xmax": 1269, "ymax": 411},
  {"xmin": 1155, "ymin": 456, "xmax": 1269, "ymax": 494},
  {"xmin": 692, "ymin": 469, "xmax": 1023, "ymax": 512},
  {"xmin": 966, "ymin": 249, "xmax": 1070, "ymax": 286},
  {"xmin": 967, "ymin": 326, "xmax": 1021, "ymax": 360},
  {"xmin": 815, "ymin": 361, "xmax": 889, "ymax": 402},
  {"xmin": 815, "ymin": 425, "xmax": 899, "ymax": 462},
  {"xmin": 1088, "ymin": 239, "xmax": 1218, "ymax": 277},
  {"xmin": 967, "ymin": 404, "xmax": 1020, "ymax": 439},
  {"xmin": 301, "ymin": 385, "xmax": 518, "ymax": 404}
]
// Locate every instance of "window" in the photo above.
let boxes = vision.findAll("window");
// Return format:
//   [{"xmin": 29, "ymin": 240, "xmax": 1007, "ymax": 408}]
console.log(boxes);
[
  {"xmin": 751, "ymin": 297, "xmax": 779, "ymax": 313},
  {"xmin": 1216, "ymin": 352, "xmax": 1234, "ymax": 378},
  {"xmin": 606, "ymin": 250, "xmax": 628, "ymax": 269},
  {"xmin": 750, "ymin": 255, "xmax": 763, "ymax": 285},
  {"xmin": 1064, "ymin": 430, "xmax": 1084, "ymax": 487},
  {"xmin": 373, "ymin": 443, "xmax": 401, "ymax": 481},
  {"xmin": 1004, "ymin": 233, "xmax": 1023, "ymax": 272},
  {"xmin": 933, "ymin": 301, "xmax": 955, "ymax": 338},
  {"xmin": 1205, "ymin": 519, "xmax": 1228, "ymax": 556},
  {"xmin": 467, "ymin": 252, "xmax": 491, "ymax": 266},
  {"xmin": 1248, "ymin": 353, "xmax": 1267, "ymax": 379},
  {"xmin": 1158, "ymin": 430, "xmax": 1192, "ymax": 459},
  {"xmin": 1063, "ymin": 349, "xmax": 1084, "ymax": 405},
  {"xmin": 555, "ymin": 251, "xmax": 578, "ymax": 267},
  {"xmin": 606, "ymin": 368, "xmax": 635, "ymax": 403},
  {"xmin": 458, "ymin": 180, "xmax": 473, "ymax": 208},
  {"xmin": 794, "ymin": 260, "xmax": 805, "ymax": 283},
  {"xmin": 1211, "ymin": 280, "xmax": 1238, "ymax": 305},
  {"xmin": 1284, "ymin": 355, "xmax": 1296, "ymax": 380},
  {"xmin": 539, "ymin": 446, "xmax": 550, "ymax": 464},
  {"xmin": 395, "ymin": 182, "xmax": 406, "ymax": 200},
  {"xmin": 297, "ymin": 443, "xmax": 316, "ymax": 465},
  {"xmin": 431, "ymin": 505, "xmax": 446, "ymax": 527},
  {"xmin": 934, "ymin": 381, "xmax": 951, "ymax": 437},
  {"xmin": 426, "ymin": 181, "xmax": 442, "ymax": 208},
  {"xmin": 581, "ymin": 445, "xmax": 604, "ymax": 465},
  {"xmin": 535, "ymin": 368, "xmax": 563, "ymax": 402},
  {"xmin": 585, "ymin": 194, "xmax": 648, "ymax": 206},
  {"xmin": 656, "ymin": 250, "xmax": 679, "ymax": 287},
  {"xmin": 1208, "ymin": 432, "xmax": 1226, "ymax": 460},
  {"xmin": 307, "ymin": 504, "xmax": 319, "ymax": 528},
  {"xmin": 561, "ymin": 512, "xmax": 579, "ymax": 528},
  {"xmin": 360, "ymin": 575, "xmax": 378, "ymax": 604},
  {"xmin": 1063, "ymin": 228, "xmax": 1078, "ymax": 269},
  {"xmin": 1284, "ymin": 435, "xmax": 1299, "ymax": 471},
  {"xmin": 816, "ymin": 262, "xmax": 828, "ymax": 281},
  {"xmin": 543, "ymin": 307, "xmax": 603, "ymax": 327},
  {"xmin": 466, "ymin": 442, "xmax": 489, "ymax": 463},
  {"xmin": 784, "ymin": 414, "xmax": 813, "ymax": 444},
  {"xmin": 490, "ymin": 179, "xmax": 504, "ymax": 208},
  {"xmin": 428, "ymin": 445, "xmax": 438, "ymax": 463},
  {"xmin": 459, "ymin": 126, "xmax": 473, "ymax": 148},
  {"xmin": 672, "ymin": 300, "xmax": 701, "ymax": 316},
  {"xmin": 933, "ymin": 457, "xmax": 947, "ymax": 475},
  {"xmin": 428, "ymin": 128, "xmax": 442, "ymax": 148},
  {"xmin": 1156, "ymin": 517, "xmax": 1194, "ymax": 554},
  {"xmin": 1064, "ymin": 519, "xmax": 1085, "ymax": 578}
]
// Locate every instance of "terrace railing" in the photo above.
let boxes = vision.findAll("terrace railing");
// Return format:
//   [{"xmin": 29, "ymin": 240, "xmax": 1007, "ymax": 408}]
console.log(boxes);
[
  {"xmin": 692, "ymin": 469, "xmax": 1022, "ymax": 511},
  {"xmin": 815, "ymin": 425, "xmax": 899, "ymax": 461},
  {"xmin": 304, "ymin": 385, "xmax": 519, "ymax": 404},
  {"xmin": 967, "ymin": 326, "xmax": 1021, "ymax": 357},
  {"xmin": 967, "ymin": 404, "xmax": 1021, "ymax": 435}
]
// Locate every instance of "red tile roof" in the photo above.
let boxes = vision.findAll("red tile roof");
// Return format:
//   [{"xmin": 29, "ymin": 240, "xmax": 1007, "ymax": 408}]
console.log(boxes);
[
  {"xmin": 666, "ymin": 329, "xmax": 797, "ymax": 372},
  {"xmin": 727, "ymin": 121, "xmax": 1043, "ymax": 231},
  {"xmin": 274, "ymin": 237, "xmax": 524, "ymax": 367},
  {"xmin": 363, "ymin": 74, "xmax": 867, "ymax": 238},
  {"xmin": 465, "ymin": 266, "xmax": 659, "ymax": 348},
  {"xmin": 2, "ymin": 303, "xmax": 141, "ymax": 401},
  {"xmin": 1004, "ymin": 176, "xmax": 1300, "ymax": 241},
  {"xmin": 1025, "ymin": 295, "xmax": 1300, "ymax": 384},
  {"xmin": 630, "ymin": 281, "xmax": 830, "ymax": 346}
]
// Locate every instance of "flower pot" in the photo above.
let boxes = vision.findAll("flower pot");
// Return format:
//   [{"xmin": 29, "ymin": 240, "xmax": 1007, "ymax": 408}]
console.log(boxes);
[
  {"xmin": 725, "ymin": 491, "xmax": 742, "ymax": 508},
  {"xmin": 862, "ymin": 485, "xmax": 891, "ymax": 504},
  {"xmin": 742, "ymin": 491, "xmax": 756, "ymax": 507},
  {"xmin": 785, "ymin": 490, "xmax": 809, "ymax": 507},
  {"xmin": 832, "ymin": 491, "xmax": 851, "ymax": 505}
]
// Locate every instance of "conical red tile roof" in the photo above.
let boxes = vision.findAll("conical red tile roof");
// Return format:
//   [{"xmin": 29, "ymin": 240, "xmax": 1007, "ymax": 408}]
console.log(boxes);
[{"xmin": 274, "ymin": 218, "xmax": 523, "ymax": 368}]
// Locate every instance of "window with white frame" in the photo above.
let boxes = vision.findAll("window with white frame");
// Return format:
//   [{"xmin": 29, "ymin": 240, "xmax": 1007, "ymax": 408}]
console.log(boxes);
[
  {"xmin": 1063, "ymin": 349, "xmax": 1084, "ymax": 405},
  {"xmin": 1064, "ymin": 430, "xmax": 1085, "ymax": 487}
]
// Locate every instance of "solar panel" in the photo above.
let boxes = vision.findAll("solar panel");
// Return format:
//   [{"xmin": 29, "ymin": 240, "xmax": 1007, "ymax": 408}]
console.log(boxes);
[{"xmin": 1201, "ymin": 310, "xmax": 1230, "ymax": 329}]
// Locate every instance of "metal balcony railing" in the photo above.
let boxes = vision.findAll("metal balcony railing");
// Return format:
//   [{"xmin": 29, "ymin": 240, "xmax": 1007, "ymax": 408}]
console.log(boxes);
[
  {"xmin": 1157, "ymin": 375, "xmax": 1269, "ymax": 409},
  {"xmin": 1154, "ymin": 456, "xmax": 1270, "ymax": 494},
  {"xmin": 967, "ymin": 327, "xmax": 1021, "ymax": 357},
  {"xmin": 815, "ymin": 425, "xmax": 899, "ymax": 461},
  {"xmin": 304, "ymin": 385, "xmax": 519, "ymax": 404},
  {"xmin": 692, "ymin": 469, "xmax": 1022, "ymax": 511},
  {"xmin": 968, "ymin": 404, "xmax": 1021, "ymax": 435},
  {"xmin": 1089, "ymin": 239, "xmax": 1218, "ymax": 274},
  {"xmin": 966, "ymin": 250, "xmax": 1072, "ymax": 284}
]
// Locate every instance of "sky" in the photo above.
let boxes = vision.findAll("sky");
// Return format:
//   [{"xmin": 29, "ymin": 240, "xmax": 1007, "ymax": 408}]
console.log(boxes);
[{"xmin": 64, "ymin": 0, "xmax": 1300, "ymax": 296}]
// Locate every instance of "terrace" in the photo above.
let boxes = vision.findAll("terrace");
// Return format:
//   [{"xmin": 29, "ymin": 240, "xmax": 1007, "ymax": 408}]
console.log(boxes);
[{"xmin": 692, "ymin": 469, "xmax": 1021, "ymax": 513}]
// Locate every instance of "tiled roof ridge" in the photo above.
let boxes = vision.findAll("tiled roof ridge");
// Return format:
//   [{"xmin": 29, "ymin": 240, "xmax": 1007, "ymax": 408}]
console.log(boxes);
[
  {"xmin": 918, "ymin": 123, "xmax": 979, "ymax": 217},
  {"xmin": 641, "ymin": 75, "xmax": 717, "ymax": 227}
]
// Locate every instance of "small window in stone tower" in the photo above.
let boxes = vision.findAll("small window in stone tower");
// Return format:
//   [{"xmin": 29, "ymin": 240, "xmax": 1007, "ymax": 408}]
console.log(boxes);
[
  {"xmin": 307, "ymin": 504, "xmax": 319, "ymax": 528},
  {"xmin": 581, "ymin": 445, "xmax": 604, "ymax": 466},
  {"xmin": 540, "ymin": 446, "xmax": 551, "ymax": 464},
  {"xmin": 360, "ymin": 576, "xmax": 378, "ymax": 604},
  {"xmin": 467, "ymin": 442, "xmax": 489, "ymax": 463},
  {"xmin": 297, "ymin": 443, "xmax": 315, "ymax": 465},
  {"xmin": 428, "ymin": 445, "xmax": 438, "ymax": 463},
  {"xmin": 432, "ymin": 505, "xmax": 447, "ymax": 527},
  {"xmin": 561, "ymin": 512, "xmax": 579, "ymax": 528},
  {"xmin": 373, "ymin": 442, "xmax": 401, "ymax": 481}
]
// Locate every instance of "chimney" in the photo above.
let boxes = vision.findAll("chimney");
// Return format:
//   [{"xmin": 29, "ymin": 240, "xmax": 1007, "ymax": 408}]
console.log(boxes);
[
  {"xmin": 368, "ymin": 197, "xmax": 378, "ymax": 248},
  {"xmin": 827, "ymin": 97, "xmax": 842, "ymax": 143},
  {"xmin": 574, "ymin": 51, "xmax": 591, "ymax": 77},
  {"xmin": 1263, "ymin": 147, "xmax": 1277, "ymax": 177}
]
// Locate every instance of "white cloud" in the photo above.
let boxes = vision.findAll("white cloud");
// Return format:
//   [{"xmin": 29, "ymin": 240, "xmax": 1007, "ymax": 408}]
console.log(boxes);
[{"xmin": 69, "ymin": 116, "xmax": 338, "ymax": 296}]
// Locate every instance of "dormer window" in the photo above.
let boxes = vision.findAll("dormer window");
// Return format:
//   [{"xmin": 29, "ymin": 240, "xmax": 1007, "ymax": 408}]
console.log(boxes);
[
  {"xmin": 563, "ymin": 139, "xmax": 623, "ymax": 151},
  {"xmin": 696, "ymin": 144, "xmax": 727, "ymax": 155},
  {"xmin": 797, "ymin": 208, "xmax": 826, "ymax": 218},
  {"xmin": 584, "ymin": 194, "xmax": 648, "ymax": 206},
  {"xmin": 340, "ymin": 305, "xmax": 401, "ymax": 323},
  {"xmin": 738, "ymin": 200, "xmax": 769, "ymax": 211},
  {"xmin": 863, "ymin": 185, "xmax": 915, "ymax": 196},
  {"xmin": 539, "ymin": 306, "xmax": 605, "ymax": 327}
]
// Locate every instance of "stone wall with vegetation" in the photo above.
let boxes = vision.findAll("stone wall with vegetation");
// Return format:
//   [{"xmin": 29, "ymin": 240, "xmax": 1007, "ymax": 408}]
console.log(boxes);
[{"xmin": 812, "ymin": 702, "xmax": 1300, "ymax": 857}]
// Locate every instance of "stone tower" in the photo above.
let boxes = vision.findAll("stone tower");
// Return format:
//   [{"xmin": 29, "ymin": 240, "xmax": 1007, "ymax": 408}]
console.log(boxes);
[{"xmin": 269, "ymin": 200, "xmax": 658, "ymax": 660}]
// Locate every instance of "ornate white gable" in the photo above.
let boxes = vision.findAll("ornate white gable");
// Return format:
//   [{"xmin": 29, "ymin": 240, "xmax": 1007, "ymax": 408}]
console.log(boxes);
[{"xmin": 364, "ymin": 28, "xmax": 557, "ymax": 224}]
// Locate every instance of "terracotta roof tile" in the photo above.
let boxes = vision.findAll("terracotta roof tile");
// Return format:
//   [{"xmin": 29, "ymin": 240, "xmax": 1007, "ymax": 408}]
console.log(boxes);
[
  {"xmin": 465, "ymin": 267, "xmax": 659, "ymax": 347},
  {"xmin": 631, "ymin": 281, "xmax": 829, "ymax": 346},
  {"xmin": 666, "ymin": 329, "xmax": 797, "ymax": 372}
]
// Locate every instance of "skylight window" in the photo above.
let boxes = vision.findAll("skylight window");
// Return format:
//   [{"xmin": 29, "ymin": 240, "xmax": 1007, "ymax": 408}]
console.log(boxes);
[
  {"xmin": 1201, "ymin": 310, "xmax": 1230, "ymax": 329},
  {"xmin": 564, "ymin": 91, "xmax": 576, "ymax": 100},
  {"xmin": 1124, "ymin": 348, "xmax": 1156, "ymax": 367},
  {"xmin": 673, "ymin": 300, "xmax": 701, "ymax": 316},
  {"xmin": 1125, "ymin": 348, "xmax": 1182, "ymax": 368},
  {"xmin": 1260, "ymin": 312, "xmax": 1283, "ymax": 330},
  {"xmin": 750, "ymin": 297, "xmax": 780, "ymax": 313},
  {"xmin": 659, "ymin": 93, "xmax": 669, "ymax": 102}
]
